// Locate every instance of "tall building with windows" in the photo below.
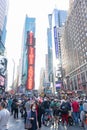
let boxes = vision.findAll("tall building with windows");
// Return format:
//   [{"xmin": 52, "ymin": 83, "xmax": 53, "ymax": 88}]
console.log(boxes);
[
  {"xmin": 69, "ymin": 0, "xmax": 74, "ymax": 13},
  {"xmin": 2, "ymin": 16, "xmax": 7, "ymax": 46},
  {"xmin": 52, "ymin": 9, "xmax": 67, "ymax": 91},
  {"xmin": 47, "ymin": 14, "xmax": 53, "ymax": 81},
  {"xmin": 21, "ymin": 15, "xmax": 36, "ymax": 91},
  {"xmin": 0, "ymin": 0, "xmax": 8, "ymax": 93},
  {"xmin": 46, "ymin": 9, "xmax": 67, "ymax": 93},
  {"xmin": 0, "ymin": 0, "xmax": 7, "ymax": 31},
  {"xmin": 61, "ymin": 0, "xmax": 87, "ymax": 91},
  {"xmin": 46, "ymin": 14, "xmax": 54, "ymax": 93},
  {"xmin": 0, "ymin": 0, "xmax": 8, "ymax": 54},
  {"xmin": 39, "ymin": 68, "xmax": 45, "ymax": 93}
]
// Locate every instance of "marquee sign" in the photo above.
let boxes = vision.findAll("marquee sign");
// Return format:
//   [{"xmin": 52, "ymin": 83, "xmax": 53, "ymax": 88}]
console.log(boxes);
[{"xmin": 26, "ymin": 31, "xmax": 35, "ymax": 90}]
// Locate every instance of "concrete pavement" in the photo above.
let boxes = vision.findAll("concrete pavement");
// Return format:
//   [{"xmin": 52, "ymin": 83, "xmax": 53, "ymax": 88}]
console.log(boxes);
[
  {"xmin": 8, "ymin": 115, "xmax": 24, "ymax": 130},
  {"xmin": 8, "ymin": 114, "xmax": 84, "ymax": 130}
]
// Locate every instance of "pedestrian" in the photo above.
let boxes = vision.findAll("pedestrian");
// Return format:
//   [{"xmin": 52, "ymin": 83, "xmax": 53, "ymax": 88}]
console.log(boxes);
[
  {"xmin": 25, "ymin": 102, "xmax": 38, "ymax": 130},
  {"xmin": 7, "ymin": 97, "xmax": 12, "ymax": 112},
  {"xmin": 13, "ymin": 98, "xmax": 19, "ymax": 119},
  {"xmin": 11, "ymin": 99, "xmax": 15, "ymax": 115},
  {"xmin": 25, "ymin": 98, "xmax": 31, "ymax": 112},
  {"xmin": 37, "ymin": 100, "xmax": 43, "ymax": 130},
  {"xmin": 60, "ymin": 99, "xmax": 69, "ymax": 125},
  {"xmin": 80, "ymin": 100, "xmax": 87, "ymax": 127},
  {"xmin": 72, "ymin": 99, "xmax": 79, "ymax": 125},
  {"xmin": 0, "ymin": 101, "xmax": 10, "ymax": 130}
]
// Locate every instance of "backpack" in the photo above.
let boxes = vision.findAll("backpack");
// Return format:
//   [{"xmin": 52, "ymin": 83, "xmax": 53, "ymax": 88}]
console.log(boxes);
[
  {"xmin": 84, "ymin": 112, "xmax": 87, "ymax": 121},
  {"xmin": 61, "ymin": 102, "xmax": 68, "ymax": 114},
  {"xmin": 66, "ymin": 102, "xmax": 71, "ymax": 111},
  {"xmin": 40, "ymin": 103, "xmax": 45, "ymax": 114}
]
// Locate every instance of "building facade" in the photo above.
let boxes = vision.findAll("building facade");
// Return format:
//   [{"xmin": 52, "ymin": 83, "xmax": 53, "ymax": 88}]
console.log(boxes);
[
  {"xmin": 39, "ymin": 68, "xmax": 45, "ymax": 93},
  {"xmin": 47, "ymin": 14, "xmax": 53, "ymax": 80},
  {"xmin": 0, "ymin": 0, "xmax": 8, "ymax": 54},
  {"xmin": 0, "ymin": 55, "xmax": 7, "ymax": 93},
  {"xmin": 0, "ymin": 0, "xmax": 8, "ymax": 93},
  {"xmin": 21, "ymin": 15, "xmax": 36, "ymax": 91},
  {"xmin": 61, "ymin": 0, "xmax": 87, "ymax": 92},
  {"xmin": 52, "ymin": 9, "xmax": 67, "ymax": 91},
  {"xmin": 47, "ymin": 14, "xmax": 54, "ymax": 92},
  {"xmin": 46, "ymin": 9, "xmax": 67, "ymax": 93}
]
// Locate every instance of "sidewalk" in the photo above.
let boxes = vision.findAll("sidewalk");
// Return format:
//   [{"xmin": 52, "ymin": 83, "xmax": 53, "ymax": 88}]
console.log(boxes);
[
  {"xmin": 8, "ymin": 114, "xmax": 24, "ymax": 130},
  {"xmin": 8, "ymin": 114, "xmax": 84, "ymax": 130}
]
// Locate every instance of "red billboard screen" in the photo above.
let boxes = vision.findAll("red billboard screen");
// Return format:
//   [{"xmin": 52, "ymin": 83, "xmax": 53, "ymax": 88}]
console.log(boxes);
[
  {"xmin": 27, "ymin": 31, "xmax": 34, "ymax": 46},
  {"xmin": 26, "ymin": 31, "xmax": 35, "ymax": 90},
  {"xmin": 28, "ymin": 47, "xmax": 35, "ymax": 65},
  {"xmin": 27, "ymin": 66, "xmax": 34, "ymax": 90}
]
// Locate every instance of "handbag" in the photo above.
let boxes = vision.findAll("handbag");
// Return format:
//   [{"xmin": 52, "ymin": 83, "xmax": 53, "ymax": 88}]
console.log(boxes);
[
  {"xmin": 25, "ymin": 111, "xmax": 32, "ymax": 129},
  {"xmin": 25, "ymin": 119, "xmax": 32, "ymax": 129}
]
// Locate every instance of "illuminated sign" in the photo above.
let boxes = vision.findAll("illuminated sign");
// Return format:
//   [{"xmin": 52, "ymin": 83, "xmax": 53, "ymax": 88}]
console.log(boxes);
[
  {"xmin": 27, "ymin": 31, "xmax": 34, "ymax": 46},
  {"xmin": 27, "ymin": 31, "xmax": 35, "ymax": 90},
  {"xmin": 27, "ymin": 66, "xmax": 34, "ymax": 90},
  {"xmin": 54, "ymin": 26, "xmax": 59, "ymax": 58},
  {"xmin": 29, "ymin": 32, "xmax": 33, "ymax": 45},
  {"xmin": 28, "ymin": 47, "xmax": 35, "ymax": 65},
  {"xmin": 0, "ymin": 75, "xmax": 4, "ymax": 86},
  {"xmin": 0, "ymin": 56, "xmax": 7, "ymax": 76}
]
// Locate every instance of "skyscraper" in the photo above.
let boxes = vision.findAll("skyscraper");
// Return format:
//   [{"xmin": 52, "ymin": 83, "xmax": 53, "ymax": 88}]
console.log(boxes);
[
  {"xmin": 61, "ymin": 0, "xmax": 87, "ymax": 91},
  {"xmin": 0, "ymin": 0, "xmax": 8, "ymax": 54},
  {"xmin": 0, "ymin": 0, "xmax": 8, "ymax": 93},
  {"xmin": 52, "ymin": 9, "xmax": 67, "ymax": 91},
  {"xmin": 46, "ymin": 9, "xmax": 67, "ymax": 93},
  {"xmin": 52, "ymin": 9, "xmax": 67, "ymax": 60},
  {"xmin": 47, "ymin": 14, "xmax": 54, "ymax": 92},
  {"xmin": 21, "ymin": 15, "xmax": 36, "ymax": 91}
]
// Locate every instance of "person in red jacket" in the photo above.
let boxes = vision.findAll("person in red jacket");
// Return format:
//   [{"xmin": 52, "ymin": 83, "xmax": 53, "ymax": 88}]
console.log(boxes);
[{"xmin": 72, "ymin": 99, "xmax": 79, "ymax": 125}]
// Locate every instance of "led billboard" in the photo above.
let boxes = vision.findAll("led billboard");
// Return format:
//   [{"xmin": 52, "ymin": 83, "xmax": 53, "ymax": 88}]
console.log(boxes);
[
  {"xmin": 27, "ymin": 31, "xmax": 35, "ymax": 46},
  {"xmin": 28, "ymin": 47, "xmax": 35, "ymax": 65},
  {"xmin": 0, "ymin": 56, "xmax": 7, "ymax": 76},
  {"xmin": 0, "ymin": 75, "xmax": 4, "ymax": 86},
  {"xmin": 26, "ymin": 32, "xmax": 35, "ymax": 90},
  {"xmin": 27, "ymin": 66, "xmax": 34, "ymax": 90}
]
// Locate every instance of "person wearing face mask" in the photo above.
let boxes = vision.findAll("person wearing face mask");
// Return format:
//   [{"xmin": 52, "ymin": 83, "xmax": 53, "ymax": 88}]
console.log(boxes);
[{"xmin": 29, "ymin": 103, "xmax": 38, "ymax": 130}]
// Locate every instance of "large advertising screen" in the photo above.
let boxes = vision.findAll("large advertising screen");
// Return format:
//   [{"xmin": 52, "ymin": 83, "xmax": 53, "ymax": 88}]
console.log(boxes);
[
  {"xmin": 0, "ymin": 56, "xmax": 7, "ymax": 76},
  {"xmin": 0, "ymin": 56, "xmax": 7, "ymax": 90},
  {"xmin": 0, "ymin": 75, "xmax": 4, "ymax": 86},
  {"xmin": 26, "ymin": 32, "xmax": 35, "ymax": 90},
  {"xmin": 27, "ymin": 66, "xmax": 34, "ymax": 90},
  {"xmin": 27, "ymin": 31, "xmax": 35, "ymax": 46},
  {"xmin": 28, "ymin": 47, "xmax": 35, "ymax": 65}
]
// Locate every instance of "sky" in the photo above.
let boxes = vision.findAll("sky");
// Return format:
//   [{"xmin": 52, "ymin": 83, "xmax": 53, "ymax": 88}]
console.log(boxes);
[{"xmin": 5, "ymin": 0, "xmax": 69, "ymax": 89}]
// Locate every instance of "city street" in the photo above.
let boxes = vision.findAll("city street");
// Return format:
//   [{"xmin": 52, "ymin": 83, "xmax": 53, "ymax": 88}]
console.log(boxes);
[
  {"xmin": 0, "ymin": 0, "xmax": 87, "ymax": 130},
  {"xmin": 8, "ymin": 114, "xmax": 84, "ymax": 130}
]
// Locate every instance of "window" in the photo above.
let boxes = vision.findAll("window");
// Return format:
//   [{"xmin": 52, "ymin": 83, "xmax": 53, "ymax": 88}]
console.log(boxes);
[{"xmin": 86, "ymin": 32, "xmax": 87, "ymax": 36}]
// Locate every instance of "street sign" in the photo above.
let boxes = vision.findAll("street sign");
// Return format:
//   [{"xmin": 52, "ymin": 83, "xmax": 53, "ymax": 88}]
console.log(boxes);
[{"xmin": 43, "ymin": 82, "xmax": 50, "ymax": 87}]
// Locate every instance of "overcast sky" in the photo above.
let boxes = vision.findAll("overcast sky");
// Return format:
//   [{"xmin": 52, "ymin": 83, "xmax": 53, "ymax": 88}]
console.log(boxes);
[{"xmin": 5, "ymin": 0, "xmax": 69, "ymax": 89}]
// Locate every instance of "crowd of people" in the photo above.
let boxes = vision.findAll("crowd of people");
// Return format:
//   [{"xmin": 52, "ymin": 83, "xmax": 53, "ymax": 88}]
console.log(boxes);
[{"xmin": 0, "ymin": 93, "xmax": 87, "ymax": 130}]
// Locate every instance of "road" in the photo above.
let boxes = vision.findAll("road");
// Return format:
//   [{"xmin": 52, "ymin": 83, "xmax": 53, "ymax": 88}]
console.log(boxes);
[{"xmin": 8, "ymin": 114, "xmax": 84, "ymax": 130}]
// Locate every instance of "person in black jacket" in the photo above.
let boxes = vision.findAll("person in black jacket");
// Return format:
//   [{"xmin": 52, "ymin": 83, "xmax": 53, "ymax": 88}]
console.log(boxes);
[
  {"xmin": 60, "ymin": 100, "xmax": 69, "ymax": 125},
  {"xmin": 37, "ymin": 101, "xmax": 44, "ymax": 130},
  {"xmin": 13, "ymin": 98, "xmax": 19, "ymax": 119},
  {"xmin": 11, "ymin": 99, "xmax": 15, "ymax": 115}
]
